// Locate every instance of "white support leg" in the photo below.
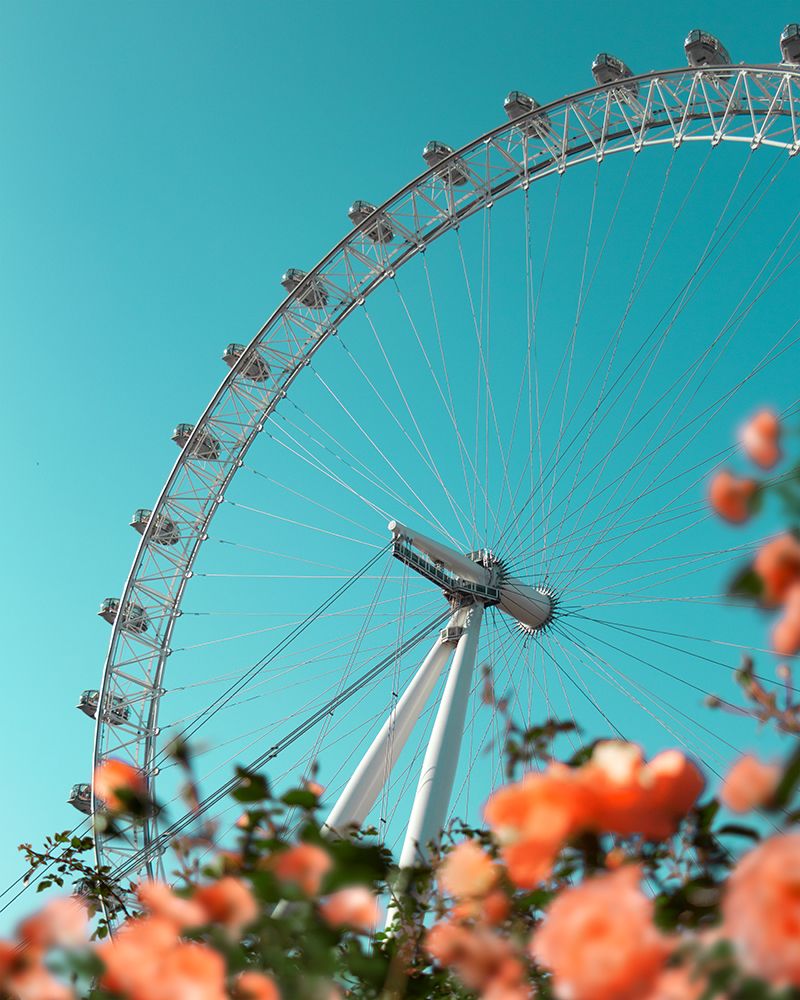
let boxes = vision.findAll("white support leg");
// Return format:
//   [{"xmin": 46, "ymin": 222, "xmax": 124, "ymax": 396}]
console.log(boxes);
[
  {"xmin": 322, "ymin": 611, "xmax": 464, "ymax": 837},
  {"xmin": 397, "ymin": 601, "xmax": 484, "ymax": 869}
]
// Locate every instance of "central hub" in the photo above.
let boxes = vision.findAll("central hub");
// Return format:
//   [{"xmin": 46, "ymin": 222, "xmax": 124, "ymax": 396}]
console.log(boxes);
[{"xmin": 388, "ymin": 519, "xmax": 554, "ymax": 634}]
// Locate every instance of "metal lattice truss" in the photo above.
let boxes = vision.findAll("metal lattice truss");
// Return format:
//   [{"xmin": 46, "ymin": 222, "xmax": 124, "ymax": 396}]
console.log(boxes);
[{"xmin": 91, "ymin": 64, "xmax": 800, "ymax": 887}]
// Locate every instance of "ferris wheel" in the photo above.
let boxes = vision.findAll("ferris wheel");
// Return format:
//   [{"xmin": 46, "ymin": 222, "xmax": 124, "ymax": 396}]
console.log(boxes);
[{"xmin": 72, "ymin": 27, "xmax": 800, "ymax": 916}]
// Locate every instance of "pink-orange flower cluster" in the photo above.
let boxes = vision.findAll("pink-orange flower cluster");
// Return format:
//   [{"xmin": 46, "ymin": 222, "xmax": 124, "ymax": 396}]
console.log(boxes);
[
  {"xmin": 425, "ymin": 921, "xmax": 530, "ymax": 999},
  {"xmin": 0, "ymin": 896, "xmax": 88, "ymax": 1000},
  {"xmin": 483, "ymin": 743, "xmax": 703, "ymax": 888},
  {"xmin": 93, "ymin": 759, "xmax": 148, "ymax": 812},
  {"xmin": 740, "ymin": 409, "xmax": 782, "ymax": 469},
  {"xmin": 531, "ymin": 865, "xmax": 672, "ymax": 1000},
  {"xmin": 722, "ymin": 833, "xmax": 800, "ymax": 987},
  {"xmin": 708, "ymin": 470, "xmax": 757, "ymax": 524},
  {"xmin": 319, "ymin": 886, "xmax": 380, "ymax": 934},
  {"xmin": 720, "ymin": 754, "xmax": 780, "ymax": 813}
]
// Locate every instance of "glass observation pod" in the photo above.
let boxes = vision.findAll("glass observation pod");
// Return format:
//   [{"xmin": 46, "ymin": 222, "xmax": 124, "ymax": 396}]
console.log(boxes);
[
  {"xmin": 73, "ymin": 877, "xmax": 101, "ymax": 905},
  {"xmin": 347, "ymin": 201, "xmax": 394, "ymax": 244},
  {"xmin": 76, "ymin": 689, "xmax": 130, "ymax": 725},
  {"xmin": 422, "ymin": 141, "xmax": 469, "ymax": 186},
  {"xmin": 280, "ymin": 269, "xmax": 329, "ymax": 310},
  {"xmin": 781, "ymin": 24, "xmax": 800, "ymax": 64},
  {"xmin": 503, "ymin": 91, "xmax": 552, "ymax": 136},
  {"xmin": 591, "ymin": 53, "xmax": 639, "ymax": 96},
  {"xmin": 171, "ymin": 423, "xmax": 222, "ymax": 461},
  {"xmin": 98, "ymin": 597, "xmax": 149, "ymax": 634},
  {"xmin": 68, "ymin": 783, "xmax": 92, "ymax": 815},
  {"xmin": 221, "ymin": 343, "xmax": 271, "ymax": 383},
  {"xmin": 684, "ymin": 30, "xmax": 732, "ymax": 74},
  {"xmin": 130, "ymin": 508, "xmax": 180, "ymax": 546}
]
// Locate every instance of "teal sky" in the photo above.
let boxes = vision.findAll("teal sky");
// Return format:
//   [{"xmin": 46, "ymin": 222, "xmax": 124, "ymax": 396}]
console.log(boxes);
[{"xmin": 1, "ymin": 0, "xmax": 799, "ymax": 930}]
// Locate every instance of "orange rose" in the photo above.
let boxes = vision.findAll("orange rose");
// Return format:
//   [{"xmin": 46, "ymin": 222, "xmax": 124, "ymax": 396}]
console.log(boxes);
[
  {"xmin": 426, "ymin": 922, "xmax": 526, "ymax": 995},
  {"xmin": 720, "ymin": 754, "xmax": 780, "ymax": 813},
  {"xmin": 708, "ymin": 470, "xmax": 757, "ymax": 524},
  {"xmin": 136, "ymin": 880, "xmax": 207, "ymax": 930},
  {"xmin": 530, "ymin": 865, "xmax": 671, "ymax": 1000},
  {"xmin": 17, "ymin": 896, "xmax": 88, "ymax": 951},
  {"xmin": 740, "ymin": 410, "xmax": 782, "ymax": 469},
  {"xmin": 484, "ymin": 765, "xmax": 593, "ymax": 888},
  {"xmin": 582, "ymin": 743, "xmax": 703, "ymax": 840},
  {"xmin": 143, "ymin": 940, "xmax": 227, "ymax": 1000},
  {"xmin": 232, "ymin": 971, "xmax": 281, "ymax": 1000},
  {"xmin": 439, "ymin": 840, "xmax": 498, "ymax": 899},
  {"xmin": 452, "ymin": 888, "xmax": 511, "ymax": 926},
  {"xmin": 271, "ymin": 843, "xmax": 332, "ymax": 896},
  {"xmin": 722, "ymin": 833, "xmax": 800, "ymax": 986},
  {"xmin": 319, "ymin": 886, "xmax": 380, "ymax": 934},
  {"xmin": 640, "ymin": 965, "xmax": 707, "ymax": 999},
  {"xmin": 93, "ymin": 759, "xmax": 148, "ymax": 812},
  {"xmin": 193, "ymin": 877, "xmax": 257, "ymax": 933},
  {"xmin": 754, "ymin": 534, "xmax": 800, "ymax": 606},
  {"xmin": 96, "ymin": 916, "xmax": 179, "ymax": 997}
]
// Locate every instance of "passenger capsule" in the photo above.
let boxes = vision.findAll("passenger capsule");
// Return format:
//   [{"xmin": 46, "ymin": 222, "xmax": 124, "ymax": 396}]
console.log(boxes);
[
  {"xmin": 684, "ymin": 29, "xmax": 731, "ymax": 69},
  {"xmin": 781, "ymin": 24, "xmax": 800, "ymax": 64},
  {"xmin": 73, "ymin": 876, "xmax": 101, "ymax": 905},
  {"xmin": 131, "ymin": 508, "xmax": 180, "ymax": 546},
  {"xmin": 98, "ymin": 597, "xmax": 149, "ymax": 634},
  {"xmin": 68, "ymin": 783, "xmax": 92, "ymax": 815},
  {"xmin": 347, "ymin": 201, "xmax": 394, "ymax": 244},
  {"xmin": 221, "ymin": 343, "xmax": 271, "ymax": 382},
  {"xmin": 280, "ymin": 269, "xmax": 328, "ymax": 309},
  {"xmin": 77, "ymin": 689, "xmax": 130, "ymax": 725},
  {"xmin": 591, "ymin": 53, "xmax": 639, "ymax": 95},
  {"xmin": 504, "ymin": 91, "xmax": 552, "ymax": 135},
  {"xmin": 422, "ymin": 141, "xmax": 469, "ymax": 186},
  {"xmin": 171, "ymin": 423, "xmax": 221, "ymax": 461}
]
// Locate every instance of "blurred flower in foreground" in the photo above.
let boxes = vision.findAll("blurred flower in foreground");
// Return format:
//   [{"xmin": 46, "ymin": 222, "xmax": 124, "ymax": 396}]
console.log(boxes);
[
  {"xmin": 708, "ymin": 470, "xmax": 757, "ymax": 524},
  {"xmin": 232, "ymin": 970, "xmax": 281, "ymax": 1000},
  {"xmin": 530, "ymin": 865, "xmax": 671, "ymax": 1000},
  {"xmin": 93, "ymin": 759, "xmax": 148, "ymax": 813},
  {"xmin": 723, "ymin": 833, "xmax": 800, "ymax": 987},
  {"xmin": 270, "ymin": 843, "xmax": 332, "ymax": 896},
  {"xmin": 772, "ymin": 582, "xmax": 800, "ymax": 656},
  {"xmin": 754, "ymin": 533, "xmax": 800, "ymax": 607},
  {"xmin": 319, "ymin": 886, "xmax": 380, "ymax": 934},
  {"xmin": 740, "ymin": 409, "xmax": 782, "ymax": 469},
  {"xmin": 720, "ymin": 754, "xmax": 780, "ymax": 813}
]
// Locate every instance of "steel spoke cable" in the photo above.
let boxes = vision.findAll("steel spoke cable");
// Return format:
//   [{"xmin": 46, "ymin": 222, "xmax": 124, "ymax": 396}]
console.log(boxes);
[
  {"xmin": 553, "ymin": 147, "xmax": 754, "ymax": 520},
  {"xmin": 140, "ymin": 544, "xmax": 393, "ymax": 783},
  {"xmin": 340, "ymin": 315, "xmax": 473, "ymax": 542},
  {"xmin": 310, "ymin": 367, "xmax": 460, "ymax": 547},
  {"xmin": 454, "ymin": 224, "xmax": 516, "ymax": 545},
  {"xmin": 550, "ymin": 622, "xmax": 730, "ymax": 773},
  {"xmin": 246, "ymin": 466, "xmax": 388, "ymax": 543},
  {"xmin": 498, "ymin": 144, "xmax": 705, "ymax": 547},
  {"xmin": 533, "ymin": 153, "xmax": 794, "ymax": 581},
  {"xmin": 391, "ymin": 273, "xmax": 480, "ymax": 525},
  {"xmin": 513, "ymin": 322, "xmax": 800, "ymax": 590},
  {"xmin": 99, "ymin": 610, "xmax": 453, "ymax": 892},
  {"xmin": 497, "ymin": 148, "xmax": 786, "ymax": 561},
  {"xmin": 557, "ymin": 207, "xmax": 800, "ymax": 585},
  {"xmin": 556, "ymin": 347, "xmax": 800, "ymax": 595},
  {"xmin": 420, "ymin": 250, "xmax": 483, "ymax": 536}
]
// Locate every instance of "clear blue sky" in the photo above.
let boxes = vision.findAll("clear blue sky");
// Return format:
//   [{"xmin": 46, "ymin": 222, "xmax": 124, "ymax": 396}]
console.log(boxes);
[{"xmin": 1, "ymin": 0, "xmax": 798, "ymax": 929}]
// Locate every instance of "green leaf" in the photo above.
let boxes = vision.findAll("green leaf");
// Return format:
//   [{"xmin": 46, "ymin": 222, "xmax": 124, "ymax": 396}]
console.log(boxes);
[
  {"xmin": 232, "ymin": 768, "xmax": 270, "ymax": 803},
  {"xmin": 280, "ymin": 789, "xmax": 317, "ymax": 809},
  {"xmin": 727, "ymin": 564, "xmax": 764, "ymax": 603},
  {"xmin": 770, "ymin": 739, "xmax": 800, "ymax": 810}
]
